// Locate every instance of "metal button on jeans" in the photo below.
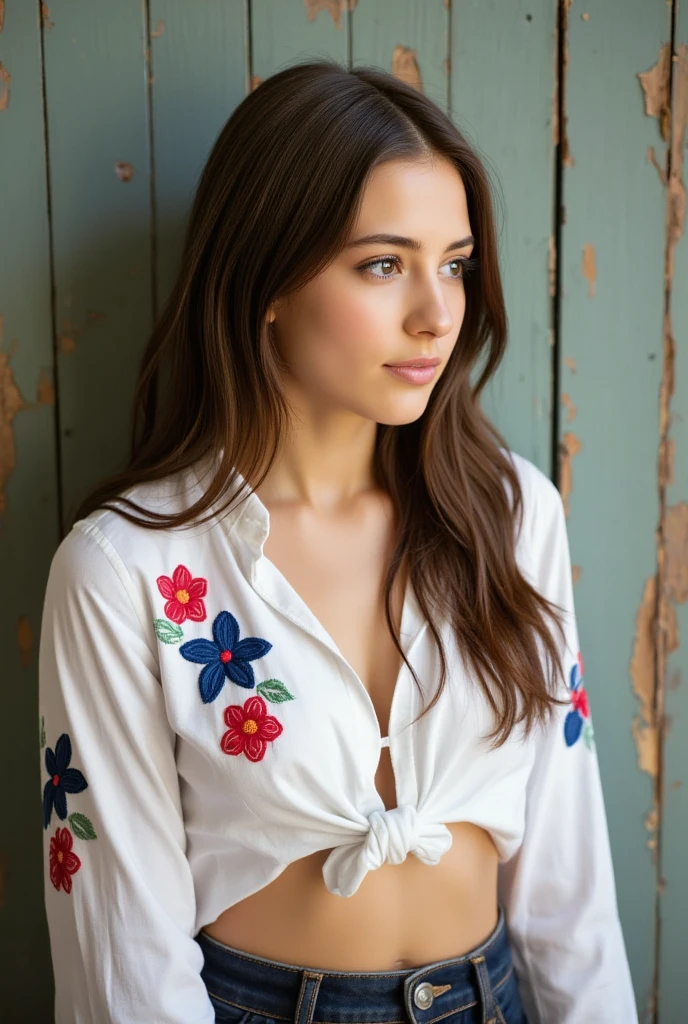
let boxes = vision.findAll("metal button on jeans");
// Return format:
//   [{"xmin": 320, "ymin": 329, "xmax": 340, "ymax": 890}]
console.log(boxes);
[{"xmin": 413, "ymin": 981, "xmax": 435, "ymax": 1009}]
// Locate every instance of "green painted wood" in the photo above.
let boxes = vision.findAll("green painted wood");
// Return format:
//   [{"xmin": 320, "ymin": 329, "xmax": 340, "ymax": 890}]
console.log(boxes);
[
  {"xmin": 558, "ymin": 2, "xmax": 672, "ymax": 1018},
  {"xmin": 149, "ymin": 1, "xmax": 248, "ymax": 310},
  {"xmin": 449, "ymin": 0, "xmax": 558, "ymax": 475},
  {"xmin": 350, "ymin": 0, "xmax": 450, "ymax": 113},
  {"xmin": 41, "ymin": 0, "xmax": 155, "ymax": 526},
  {"xmin": 0, "ymin": 3, "xmax": 60, "ymax": 1019},
  {"xmin": 658, "ymin": 5, "xmax": 688, "ymax": 1018},
  {"xmin": 251, "ymin": 0, "xmax": 349, "ymax": 81}
]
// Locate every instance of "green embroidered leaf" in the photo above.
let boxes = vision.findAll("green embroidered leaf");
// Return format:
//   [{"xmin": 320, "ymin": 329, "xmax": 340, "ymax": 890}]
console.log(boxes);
[
  {"xmin": 256, "ymin": 679, "xmax": 295, "ymax": 703},
  {"xmin": 40, "ymin": 715, "xmax": 46, "ymax": 749},
  {"xmin": 154, "ymin": 618, "xmax": 184, "ymax": 645},
  {"xmin": 69, "ymin": 812, "xmax": 97, "ymax": 841}
]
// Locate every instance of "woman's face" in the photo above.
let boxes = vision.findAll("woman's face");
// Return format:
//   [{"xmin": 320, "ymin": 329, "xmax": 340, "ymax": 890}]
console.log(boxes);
[{"xmin": 270, "ymin": 155, "xmax": 474, "ymax": 427}]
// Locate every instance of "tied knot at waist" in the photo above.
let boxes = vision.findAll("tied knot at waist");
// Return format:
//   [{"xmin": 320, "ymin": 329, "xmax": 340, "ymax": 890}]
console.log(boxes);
[{"xmin": 321, "ymin": 804, "xmax": 454, "ymax": 898}]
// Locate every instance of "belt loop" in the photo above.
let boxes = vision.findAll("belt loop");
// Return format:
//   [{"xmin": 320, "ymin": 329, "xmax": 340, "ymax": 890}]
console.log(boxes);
[
  {"xmin": 470, "ymin": 954, "xmax": 498, "ymax": 1024},
  {"xmin": 294, "ymin": 970, "xmax": 323, "ymax": 1024}
]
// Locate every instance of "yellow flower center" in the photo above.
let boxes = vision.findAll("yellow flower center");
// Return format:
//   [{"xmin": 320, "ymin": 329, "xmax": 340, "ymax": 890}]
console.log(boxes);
[
  {"xmin": 57, "ymin": 851, "xmax": 63, "ymax": 863},
  {"xmin": 175, "ymin": 589, "xmax": 190, "ymax": 604},
  {"xmin": 242, "ymin": 720, "xmax": 258, "ymax": 735}
]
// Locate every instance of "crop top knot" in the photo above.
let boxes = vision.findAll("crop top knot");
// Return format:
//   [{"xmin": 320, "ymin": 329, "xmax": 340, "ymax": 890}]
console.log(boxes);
[{"xmin": 321, "ymin": 804, "xmax": 454, "ymax": 897}]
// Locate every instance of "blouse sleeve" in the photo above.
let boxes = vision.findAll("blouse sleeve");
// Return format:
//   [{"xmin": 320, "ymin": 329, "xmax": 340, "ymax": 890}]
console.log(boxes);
[
  {"xmin": 497, "ymin": 474, "xmax": 638, "ymax": 1023},
  {"xmin": 38, "ymin": 518, "xmax": 215, "ymax": 1023}
]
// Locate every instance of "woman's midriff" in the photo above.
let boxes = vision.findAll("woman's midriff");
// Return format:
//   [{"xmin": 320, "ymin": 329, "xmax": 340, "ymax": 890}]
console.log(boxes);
[{"xmin": 201, "ymin": 820, "xmax": 500, "ymax": 971}]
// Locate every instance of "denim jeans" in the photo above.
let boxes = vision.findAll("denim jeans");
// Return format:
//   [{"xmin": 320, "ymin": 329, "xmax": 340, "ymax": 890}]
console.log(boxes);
[{"xmin": 194, "ymin": 904, "xmax": 528, "ymax": 1023}]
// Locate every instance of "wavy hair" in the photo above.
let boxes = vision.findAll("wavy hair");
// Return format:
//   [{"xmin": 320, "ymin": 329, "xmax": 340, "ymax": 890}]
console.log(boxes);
[{"xmin": 72, "ymin": 59, "xmax": 568, "ymax": 747}]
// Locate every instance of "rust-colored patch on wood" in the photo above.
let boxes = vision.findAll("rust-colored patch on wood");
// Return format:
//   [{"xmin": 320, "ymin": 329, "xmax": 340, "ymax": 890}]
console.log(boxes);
[
  {"xmin": 647, "ymin": 144, "xmax": 667, "ymax": 186},
  {"xmin": 115, "ymin": 161, "xmax": 134, "ymax": 182},
  {"xmin": 151, "ymin": 18, "xmax": 165, "ymax": 38},
  {"xmin": 59, "ymin": 335, "xmax": 77, "ymax": 354},
  {"xmin": 564, "ymin": 355, "xmax": 577, "ymax": 373},
  {"xmin": 17, "ymin": 615, "xmax": 33, "ymax": 667},
  {"xmin": 41, "ymin": 3, "xmax": 55, "ymax": 30},
  {"xmin": 0, "ymin": 317, "xmax": 28, "ymax": 515},
  {"xmin": 581, "ymin": 243, "xmax": 596, "ymax": 298},
  {"xmin": 558, "ymin": 431, "xmax": 581, "ymax": 520},
  {"xmin": 665, "ymin": 504, "xmax": 688, "ymax": 607},
  {"xmin": 665, "ymin": 45, "xmax": 687, "ymax": 286},
  {"xmin": 251, "ymin": 75, "xmax": 264, "ymax": 93},
  {"xmin": 391, "ymin": 46, "xmax": 423, "ymax": 94},
  {"xmin": 37, "ymin": 367, "xmax": 55, "ymax": 406},
  {"xmin": 0, "ymin": 3, "xmax": 4, "ymax": 34},
  {"xmin": 630, "ymin": 575, "xmax": 660, "ymax": 858},
  {"xmin": 304, "ymin": 0, "xmax": 357, "ymax": 30},
  {"xmin": 561, "ymin": 392, "xmax": 577, "ymax": 424},
  {"xmin": 638, "ymin": 43, "xmax": 671, "ymax": 143},
  {"xmin": 0, "ymin": 61, "xmax": 10, "ymax": 112},
  {"xmin": 572, "ymin": 565, "xmax": 582, "ymax": 586}
]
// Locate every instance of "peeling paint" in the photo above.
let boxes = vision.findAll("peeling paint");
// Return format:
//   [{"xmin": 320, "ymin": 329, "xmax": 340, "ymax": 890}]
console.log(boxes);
[
  {"xmin": 0, "ymin": 61, "xmax": 10, "ymax": 112},
  {"xmin": 151, "ymin": 18, "xmax": 165, "ymax": 38},
  {"xmin": 647, "ymin": 144, "xmax": 667, "ymax": 186},
  {"xmin": 564, "ymin": 356, "xmax": 577, "ymax": 373},
  {"xmin": 59, "ymin": 335, "xmax": 77, "ymax": 354},
  {"xmin": 0, "ymin": 318, "xmax": 28, "ymax": 515},
  {"xmin": 581, "ymin": 243, "xmax": 596, "ymax": 298},
  {"xmin": 0, "ymin": 2, "xmax": 4, "ymax": 34},
  {"xmin": 638, "ymin": 44, "xmax": 671, "ymax": 144},
  {"xmin": 665, "ymin": 45, "xmax": 687, "ymax": 286},
  {"xmin": 115, "ymin": 161, "xmax": 134, "ymax": 182},
  {"xmin": 41, "ymin": 3, "xmax": 55, "ymax": 30},
  {"xmin": 17, "ymin": 615, "xmax": 32, "ymax": 667},
  {"xmin": 304, "ymin": 0, "xmax": 357, "ymax": 30},
  {"xmin": 665, "ymin": 504, "xmax": 688, "ymax": 607},
  {"xmin": 630, "ymin": 572, "xmax": 660, "ymax": 859},
  {"xmin": 561, "ymin": 392, "xmax": 577, "ymax": 424},
  {"xmin": 558, "ymin": 431, "xmax": 581, "ymax": 520},
  {"xmin": 37, "ymin": 367, "xmax": 55, "ymax": 406},
  {"xmin": 572, "ymin": 565, "xmax": 582, "ymax": 586},
  {"xmin": 391, "ymin": 46, "xmax": 423, "ymax": 94}
]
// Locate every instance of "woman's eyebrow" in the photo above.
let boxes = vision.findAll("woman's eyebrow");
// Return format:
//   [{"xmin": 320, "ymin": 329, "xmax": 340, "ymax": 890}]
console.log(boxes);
[{"xmin": 344, "ymin": 232, "xmax": 475, "ymax": 253}]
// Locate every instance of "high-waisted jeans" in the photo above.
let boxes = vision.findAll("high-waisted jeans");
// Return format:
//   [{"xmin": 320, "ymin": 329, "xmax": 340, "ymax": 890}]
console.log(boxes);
[{"xmin": 194, "ymin": 904, "xmax": 528, "ymax": 1023}]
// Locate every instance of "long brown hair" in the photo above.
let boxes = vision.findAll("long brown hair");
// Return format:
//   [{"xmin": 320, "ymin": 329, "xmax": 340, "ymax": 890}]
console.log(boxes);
[{"xmin": 72, "ymin": 59, "xmax": 568, "ymax": 747}]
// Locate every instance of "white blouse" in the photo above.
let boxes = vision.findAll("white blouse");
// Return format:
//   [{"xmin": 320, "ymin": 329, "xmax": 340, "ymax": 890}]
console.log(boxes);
[{"xmin": 39, "ymin": 448, "xmax": 637, "ymax": 1023}]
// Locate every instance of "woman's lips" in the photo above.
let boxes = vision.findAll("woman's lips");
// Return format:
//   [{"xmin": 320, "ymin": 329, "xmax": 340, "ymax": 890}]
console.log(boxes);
[{"xmin": 383, "ymin": 364, "xmax": 439, "ymax": 384}]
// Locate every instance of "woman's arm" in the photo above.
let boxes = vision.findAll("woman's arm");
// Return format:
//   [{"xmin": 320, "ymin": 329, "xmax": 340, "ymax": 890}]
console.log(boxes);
[
  {"xmin": 498, "ymin": 471, "xmax": 637, "ymax": 1023},
  {"xmin": 39, "ymin": 519, "xmax": 215, "ymax": 1023}
]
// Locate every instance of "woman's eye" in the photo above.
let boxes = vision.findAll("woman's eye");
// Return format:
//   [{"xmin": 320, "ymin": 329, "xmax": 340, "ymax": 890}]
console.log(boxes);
[{"xmin": 358, "ymin": 256, "xmax": 475, "ymax": 281}]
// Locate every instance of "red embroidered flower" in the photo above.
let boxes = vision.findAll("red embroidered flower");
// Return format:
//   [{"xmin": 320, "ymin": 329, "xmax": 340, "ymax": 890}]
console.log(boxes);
[
  {"xmin": 221, "ymin": 695, "xmax": 283, "ymax": 762},
  {"xmin": 571, "ymin": 686, "xmax": 589, "ymax": 718},
  {"xmin": 156, "ymin": 565, "xmax": 208, "ymax": 624},
  {"xmin": 49, "ymin": 827, "xmax": 81, "ymax": 893}
]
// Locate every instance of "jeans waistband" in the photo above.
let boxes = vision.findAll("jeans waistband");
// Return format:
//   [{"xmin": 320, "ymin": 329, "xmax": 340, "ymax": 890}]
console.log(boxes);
[{"xmin": 195, "ymin": 904, "xmax": 514, "ymax": 1023}]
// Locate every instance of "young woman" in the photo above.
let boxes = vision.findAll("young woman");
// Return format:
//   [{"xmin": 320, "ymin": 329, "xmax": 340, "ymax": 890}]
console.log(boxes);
[{"xmin": 39, "ymin": 60, "xmax": 636, "ymax": 1023}]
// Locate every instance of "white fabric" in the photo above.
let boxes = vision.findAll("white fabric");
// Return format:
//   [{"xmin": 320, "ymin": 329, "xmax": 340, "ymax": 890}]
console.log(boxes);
[{"xmin": 38, "ymin": 447, "xmax": 637, "ymax": 1022}]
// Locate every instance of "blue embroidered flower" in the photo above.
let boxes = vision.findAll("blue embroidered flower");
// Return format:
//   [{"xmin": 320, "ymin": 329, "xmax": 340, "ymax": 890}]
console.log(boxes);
[
  {"xmin": 179, "ymin": 610, "xmax": 273, "ymax": 703},
  {"xmin": 564, "ymin": 651, "xmax": 594, "ymax": 749},
  {"xmin": 43, "ymin": 733, "xmax": 88, "ymax": 829}
]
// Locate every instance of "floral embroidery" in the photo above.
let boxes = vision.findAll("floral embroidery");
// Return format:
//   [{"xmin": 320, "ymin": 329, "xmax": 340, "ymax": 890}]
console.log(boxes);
[
  {"xmin": 41, "ymin": 728, "xmax": 98, "ymax": 893},
  {"xmin": 49, "ymin": 826, "xmax": 82, "ymax": 893},
  {"xmin": 155, "ymin": 565, "xmax": 208, "ymax": 644},
  {"xmin": 221, "ymin": 695, "xmax": 284, "ymax": 762},
  {"xmin": 43, "ymin": 733, "xmax": 88, "ymax": 830},
  {"xmin": 179, "ymin": 609, "xmax": 273, "ymax": 702},
  {"xmin": 564, "ymin": 651, "xmax": 595, "ymax": 749}
]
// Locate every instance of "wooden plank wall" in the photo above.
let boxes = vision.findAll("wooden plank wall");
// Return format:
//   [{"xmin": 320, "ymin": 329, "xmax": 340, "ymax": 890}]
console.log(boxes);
[{"xmin": 1, "ymin": 2, "xmax": 685, "ymax": 1019}]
